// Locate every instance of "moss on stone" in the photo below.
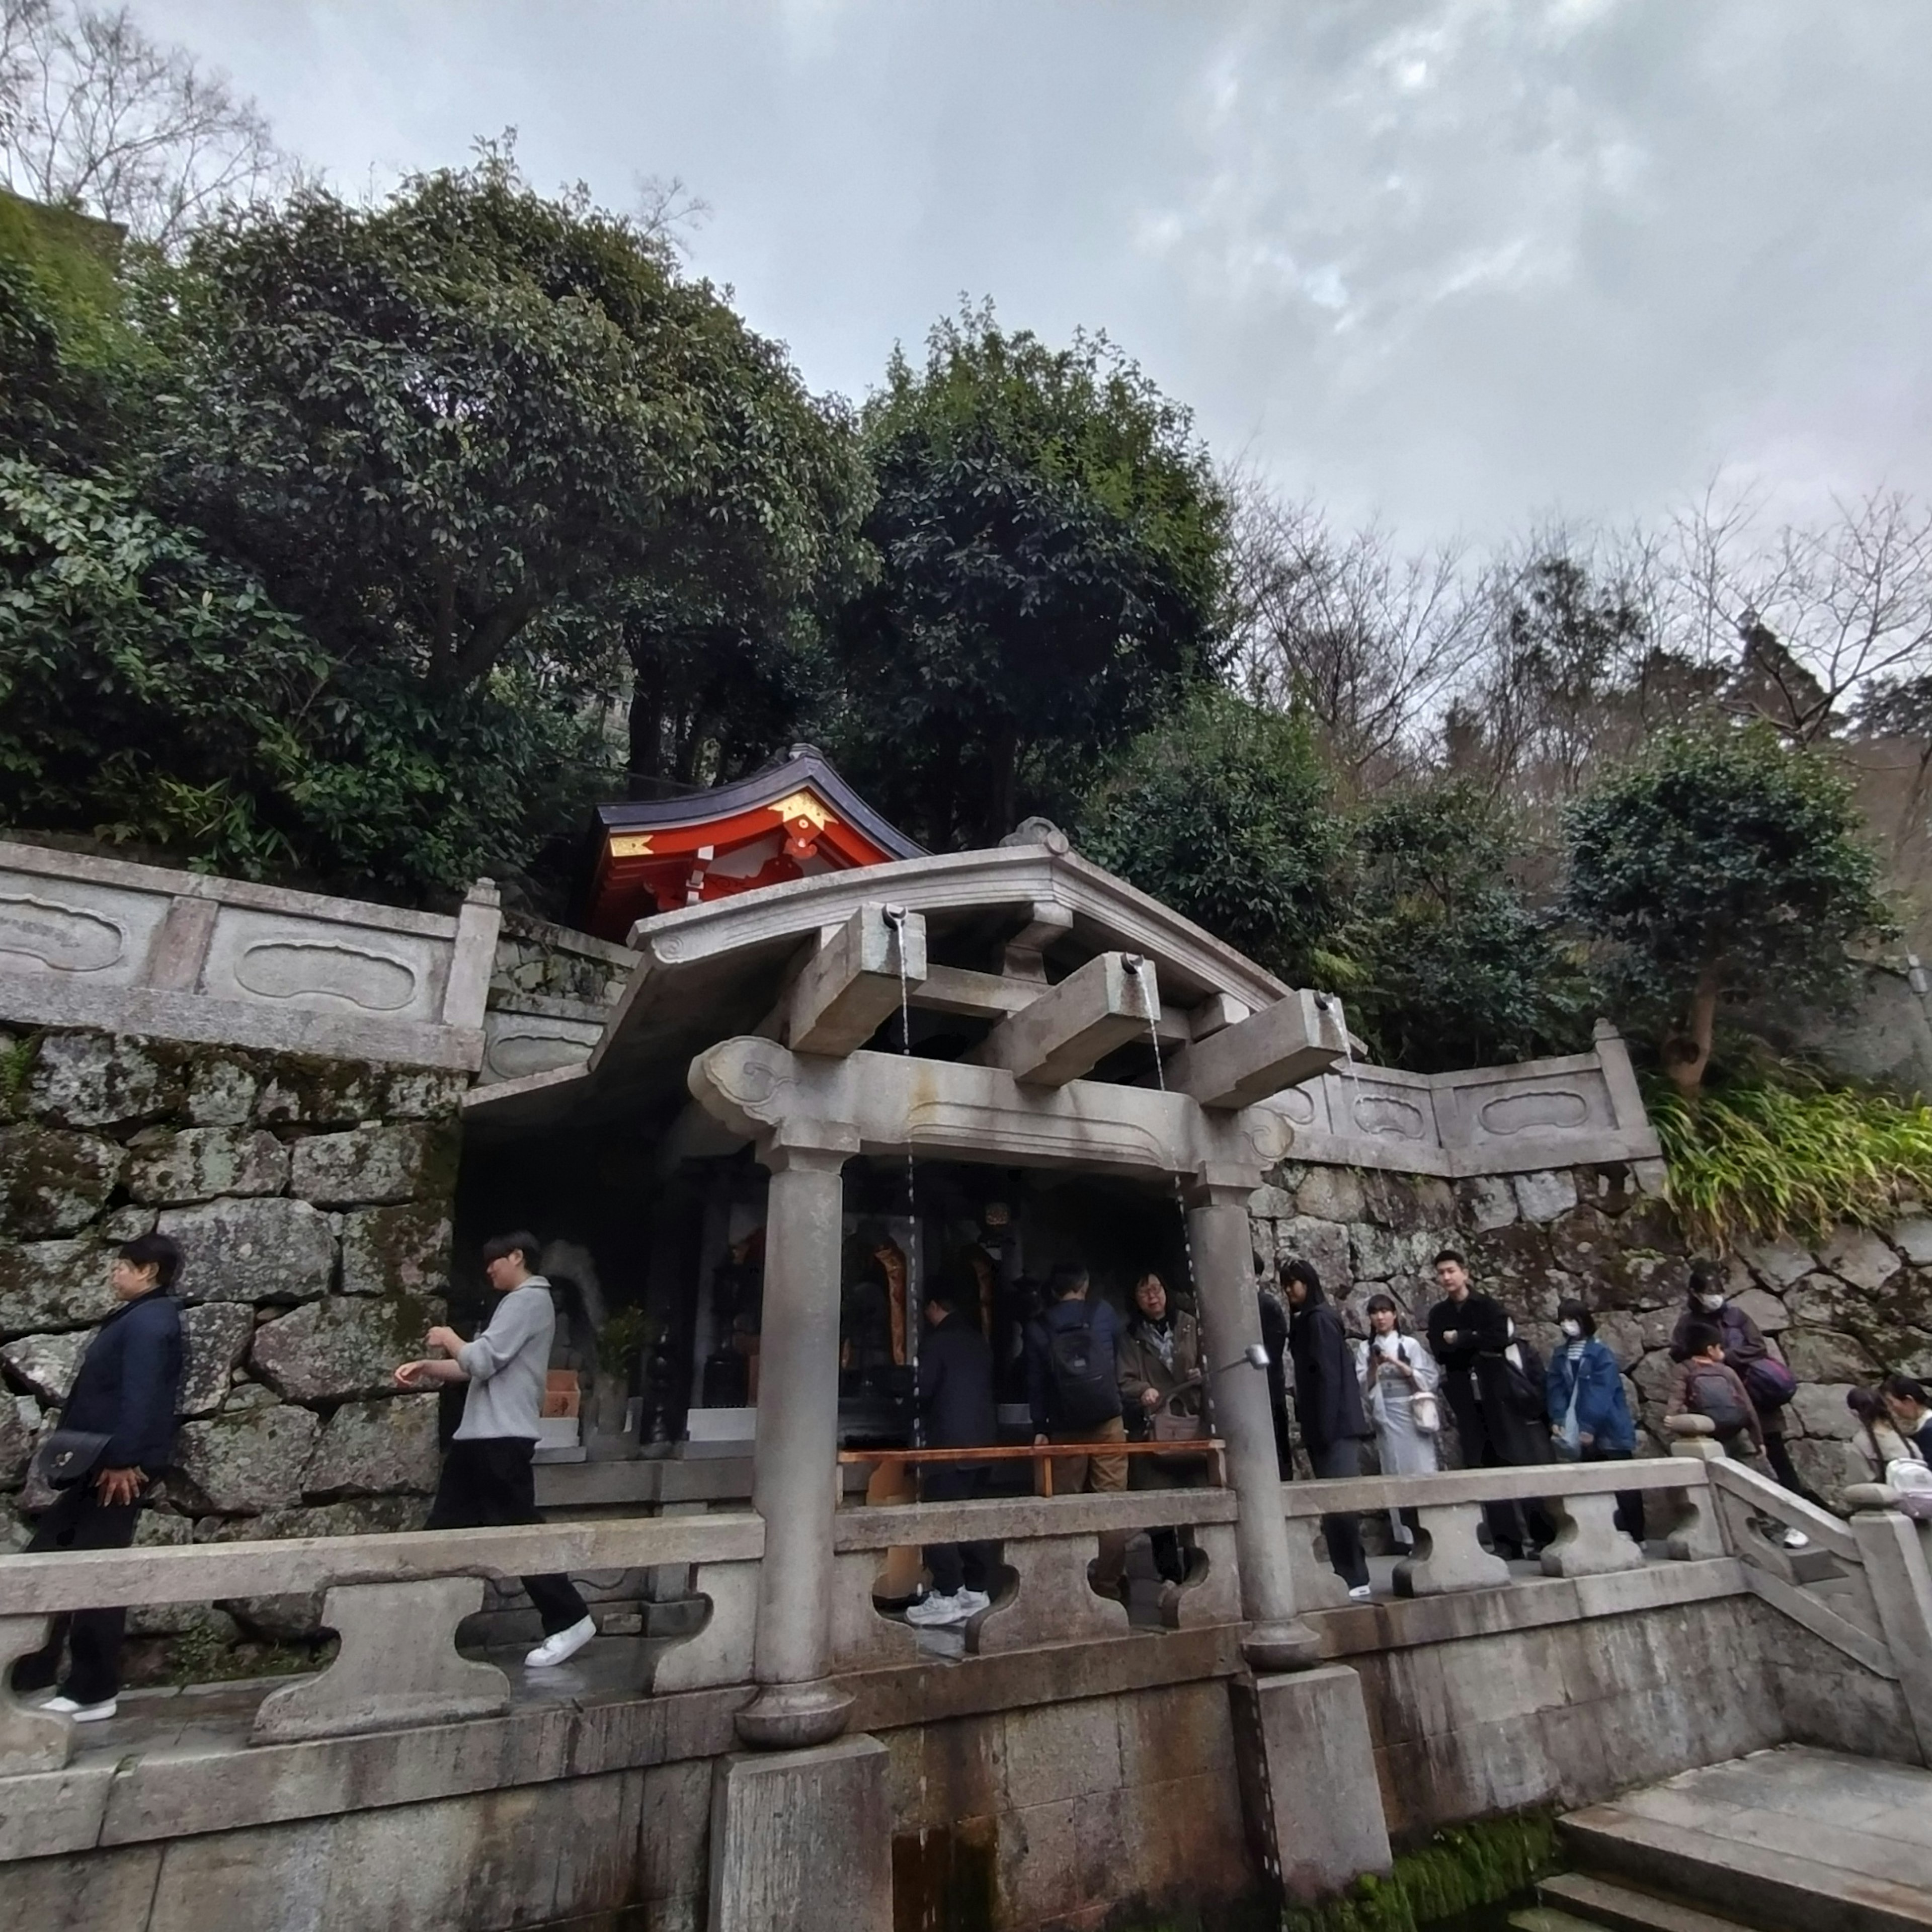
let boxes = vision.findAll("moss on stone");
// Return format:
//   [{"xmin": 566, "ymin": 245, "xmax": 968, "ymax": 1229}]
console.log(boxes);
[{"xmin": 1278, "ymin": 1812, "xmax": 1560, "ymax": 1932}]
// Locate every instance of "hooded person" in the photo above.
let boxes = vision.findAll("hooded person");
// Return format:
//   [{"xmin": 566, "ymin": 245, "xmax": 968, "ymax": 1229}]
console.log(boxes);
[
  {"xmin": 1547, "ymin": 1300, "xmax": 1644, "ymax": 1545},
  {"xmin": 1280, "ymin": 1258, "xmax": 1374, "ymax": 1597}
]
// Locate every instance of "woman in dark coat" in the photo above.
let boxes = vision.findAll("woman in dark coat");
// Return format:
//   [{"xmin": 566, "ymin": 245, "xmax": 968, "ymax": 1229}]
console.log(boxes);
[{"xmin": 1280, "ymin": 1258, "xmax": 1373, "ymax": 1596}]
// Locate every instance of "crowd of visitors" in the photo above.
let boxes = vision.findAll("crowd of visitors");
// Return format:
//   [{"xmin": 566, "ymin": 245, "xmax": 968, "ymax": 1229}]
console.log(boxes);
[{"xmin": 16, "ymin": 1215, "xmax": 1926, "ymax": 1681}]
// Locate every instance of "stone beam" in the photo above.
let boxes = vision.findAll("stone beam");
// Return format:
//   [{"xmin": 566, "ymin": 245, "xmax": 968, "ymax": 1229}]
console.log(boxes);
[
  {"xmin": 913, "ymin": 962, "xmax": 1190, "ymax": 1046},
  {"xmin": 784, "ymin": 904, "xmax": 927, "ymax": 1057},
  {"xmin": 968, "ymin": 951, "xmax": 1161, "ymax": 1087},
  {"xmin": 688, "ymin": 1035, "xmax": 1292, "ymax": 1181},
  {"xmin": 1164, "ymin": 990, "xmax": 1348, "ymax": 1110}
]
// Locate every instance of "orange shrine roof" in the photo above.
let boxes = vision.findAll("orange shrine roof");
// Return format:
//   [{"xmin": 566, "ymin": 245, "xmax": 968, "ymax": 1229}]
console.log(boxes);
[{"xmin": 577, "ymin": 745, "xmax": 925, "ymax": 943}]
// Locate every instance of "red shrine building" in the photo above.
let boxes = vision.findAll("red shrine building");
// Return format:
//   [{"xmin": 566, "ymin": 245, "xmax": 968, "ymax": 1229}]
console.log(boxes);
[{"xmin": 576, "ymin": 744, "xmax": 926, "ymax": 942}]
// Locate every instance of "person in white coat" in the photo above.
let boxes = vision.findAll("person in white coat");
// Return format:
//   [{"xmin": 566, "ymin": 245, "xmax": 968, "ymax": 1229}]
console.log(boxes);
[{"xmin": 1353, "ymin": 1293, "xmax": 1440, "ymax": 1553}]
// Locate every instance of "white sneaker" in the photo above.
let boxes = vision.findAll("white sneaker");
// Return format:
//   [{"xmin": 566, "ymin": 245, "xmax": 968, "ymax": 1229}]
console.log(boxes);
[
  {"xmin": 524, "ymin": 1615, "xmax": 597, "ymax": 1668},
  {"xmin": 1781, "ymin": 1528, "xmax": 1810, "ymax": 1551},
  {"xmin": 1347, "ymin": 1583, "xmax": 1374, "ymax": 1601},
  {"xmin": 41, "ymin": 1695, "xmax": 117, "ymax": 1722},
  {"xmin": 905, "ymin": 1590, "xmax": 971, "ymax": 1627},
  {"xmin": 953, "ymin": 1588, "xmax": 992, "ymax": 1618}
]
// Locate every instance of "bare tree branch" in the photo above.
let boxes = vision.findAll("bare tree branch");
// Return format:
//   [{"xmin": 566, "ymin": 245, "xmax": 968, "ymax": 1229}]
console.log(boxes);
[{"xmin": 0, "ymin": 0, "xmax": 292, "ymax": 249}]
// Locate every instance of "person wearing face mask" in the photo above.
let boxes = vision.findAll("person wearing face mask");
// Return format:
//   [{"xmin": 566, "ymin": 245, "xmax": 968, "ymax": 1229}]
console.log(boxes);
[
  {"xmin": 1352, "ymin": 1293, "xmax": 1439, "ymax": 1554},
  {"xmin": 1669, "ymin": 1262, "xmax": 1814, "ymax": 1503},
  {"xmin": 1545, "ymin": 1300, "xmax": 1644, "ymax": 1545}
]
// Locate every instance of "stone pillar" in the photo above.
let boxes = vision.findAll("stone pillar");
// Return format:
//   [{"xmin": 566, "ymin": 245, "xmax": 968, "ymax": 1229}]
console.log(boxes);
[
  {"xmin": 1847, "ymin": 1495, "xmax": 1932, "ymax": 1766},
  {"xmin": 1186, "ymin": 1174, "xmax": 1320, "ymax": 1671},
  {"xmin": 735, "ymin": 1125, "xmax": 859, "ymax": 1750}
]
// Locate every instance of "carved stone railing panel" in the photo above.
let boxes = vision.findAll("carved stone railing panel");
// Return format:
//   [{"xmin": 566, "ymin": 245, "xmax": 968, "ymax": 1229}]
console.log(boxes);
[
  {"xmin": 829, "ymin": 1551, "xmax": 923, "ymax": 1673},
  {"xmin": 1163, "ymin": 1521, "xmax": 1242, "ymax": 1630},
  {"xmin": 252, "ymin": 1578, "xmax": 510, "ymax": 1743},
  {"xmin": 0, "ymin": 1614, "xmax": 71, "ymax": 1775},
  {"xmin": 0, "ymin": 839, "xmax": 500, "ymax": 1070},
  {"xmin": 1283, "ymin": 1514, "xmax": 1351, "ymax": 1610}
]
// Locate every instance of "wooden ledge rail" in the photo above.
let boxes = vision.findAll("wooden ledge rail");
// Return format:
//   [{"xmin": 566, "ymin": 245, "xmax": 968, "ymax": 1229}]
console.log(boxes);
[
  {"xmin": 1277, "ymin": 1456, "xmax": 1710, "ymax": 1519},
  {"xmin": 839, "ymin": 1439, "xmax": 1228, "ymax": 1496},
  {"xmin": 835, "ymin": 1485, "xmax": 1241, "ymax": 1551},
  {"xmin": 0, "ymin": 1512, "xmax": 765, "ymax": 1619}
]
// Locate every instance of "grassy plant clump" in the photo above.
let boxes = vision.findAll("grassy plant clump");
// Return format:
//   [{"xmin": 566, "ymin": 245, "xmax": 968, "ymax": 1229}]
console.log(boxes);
[
  {"xmin": 1649, "ymin": 1070, "xmax": 1932, "ymax": 1249},
  {"xmin": 1279, "ymin": 1812, "xmax": 1560, "ymax": 1932}
]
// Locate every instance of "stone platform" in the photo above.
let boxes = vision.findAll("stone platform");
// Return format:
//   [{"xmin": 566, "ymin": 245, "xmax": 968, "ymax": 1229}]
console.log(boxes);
[{"xmin": 1562, "ymin": 1745, "xmax": 1932, "ymax": 1932}]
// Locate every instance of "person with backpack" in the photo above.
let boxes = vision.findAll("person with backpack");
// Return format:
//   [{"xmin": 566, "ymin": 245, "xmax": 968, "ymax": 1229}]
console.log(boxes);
[
  {"xmin": 13, "ymin": 1233, "xmax": 185, "ymax": 1723},
  {"xmin": 1026, "ymin": 1260, "xmax": 1129, "ymax": 1594},
  {"xmin": 1669, "ymin": 1263, "xmax": 1811, "ymax": 1502},
  {"xmin": 1547, "ymin": 1300, "xmax": 1644, "ymax": 1545},
  {"xmin": 905, "ymin": 1281, "xmax": 999, "ymax": 1628},
  {"xmin": 1281, "ymin": 1258, "xmax": 1374, "ymax": 1598},
  {"xmin": 1668, "ymin": 1321, "xmax": 1765, "ymax": 1455}
]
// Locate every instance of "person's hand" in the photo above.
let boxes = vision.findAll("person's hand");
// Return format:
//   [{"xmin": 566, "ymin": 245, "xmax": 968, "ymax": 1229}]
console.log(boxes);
[
  {"xmin": 1441, "ymin": 1329, "xmax": 1460, "ymax": 1346},
  {"xmin": 1579, "ymin": 1431, "xmax": 1595, "ymax": 1448},
  {"xmin": 94, "ymin": 1465, "xmax": 142, "ymax": 1506},
  {"xmin": 1033, "ymin": 1432, "xmax": 1049, "ymax": 1446},
  {"xmin": 425, "ymin": 1325, "xmax": 464, "ymax": 1358},
  {"xmin": 394, "ymin": 1359, "xmax": 436, "ymax": 1390},
  {"xmin": 1142, "ymin": 1386, "xmax": 1162, "ymax": 1410}
]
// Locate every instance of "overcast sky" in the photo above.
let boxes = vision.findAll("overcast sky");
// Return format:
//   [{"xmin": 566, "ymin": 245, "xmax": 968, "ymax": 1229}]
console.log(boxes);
[{"xmin": 136, "ymin": 0, "xmax": 1932, "ymax": 547}]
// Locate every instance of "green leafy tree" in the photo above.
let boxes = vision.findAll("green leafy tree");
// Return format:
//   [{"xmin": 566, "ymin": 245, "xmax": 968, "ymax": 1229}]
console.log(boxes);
[
  {"xmin": 0, "ymin": 457, "xmax": 610, "ymax": 897},
  {"xmin": 1340, "ymin": 780, "xmax": 1589, "ymax": 1072},
  {"xmin": 141, "ymin": 146, "xmax": 859, "ymax": 719},
  {"xmin": 1562, "ymin": 728, "xmax": 1894, "ymax": 1094},
  {"xmin": 829, "ymin": 306, "xmax": 1230, "ymax": 849},
  {"xmin": 1078, "ymin": 688, "xmax": 1343, "ymax": 984}
]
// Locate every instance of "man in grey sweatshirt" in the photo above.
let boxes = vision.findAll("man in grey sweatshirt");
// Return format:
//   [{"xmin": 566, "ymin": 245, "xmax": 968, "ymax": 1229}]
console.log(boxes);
[{"xmin": 395, "ymin": 1230, "xmax": 596, "ymax": 1669}]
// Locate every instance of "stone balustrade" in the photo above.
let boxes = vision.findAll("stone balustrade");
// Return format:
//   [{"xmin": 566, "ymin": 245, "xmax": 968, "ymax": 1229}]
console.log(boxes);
[{"xmin": 0, "ymin": 1512, "xmax": 761, "ymax": 1774}]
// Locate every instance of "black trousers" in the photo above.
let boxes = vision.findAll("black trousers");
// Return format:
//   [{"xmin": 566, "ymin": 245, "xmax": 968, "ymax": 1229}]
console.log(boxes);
[
  {"xmin": 14, "ymin": 1485, "xmax": 142, "ymax": 1705},
  {"xmin": 1310, "ymin": 1438, "xmax": 1370, "ymax": 1589},
  {"xmin": 427, "ymin": 1437, "xmax": 590, "ymax": 1636},
  {"xmin": 919, "ymin": 1463, "xmax": 993, "ymax": 1597}
]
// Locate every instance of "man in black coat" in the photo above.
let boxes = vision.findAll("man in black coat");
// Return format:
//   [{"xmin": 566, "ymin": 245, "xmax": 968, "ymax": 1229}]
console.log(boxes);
[
  {"xmin": 1281, "ymin": 1258, "xmax": 1373, "ymax": 1596},
  {"xmin": 15, "ymin": 1233, "xmax": 185, "ymax": 1721},
  {"xmin": 1423, "ymin": 1249, "xmax": 1544, "ymax": 1560},
  {"xmin": 906, "ymin": 1282, "xmax": 999, "ymax": 1627}
]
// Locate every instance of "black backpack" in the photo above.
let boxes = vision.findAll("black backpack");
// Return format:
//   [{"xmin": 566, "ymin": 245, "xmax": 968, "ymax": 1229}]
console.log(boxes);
[
  {"xmin": 1687, "ymin": 1364, "xmax": 1752, "ymax": 1434},
  {"xmin": 1043, "ymin": 1310, "xmax": 1119, "ymax": 1426}
]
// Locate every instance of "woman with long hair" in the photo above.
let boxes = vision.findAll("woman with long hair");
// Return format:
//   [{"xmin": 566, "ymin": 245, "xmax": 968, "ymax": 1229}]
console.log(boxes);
[{"xmin": 1352, "ymin": 1293, "xmax": 1438, "ymax": 1554}]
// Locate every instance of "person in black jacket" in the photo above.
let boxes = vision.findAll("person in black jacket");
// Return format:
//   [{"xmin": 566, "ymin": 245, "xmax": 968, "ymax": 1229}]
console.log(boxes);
[
  {"xmin": 1258, "ymin": 1286, "xmax": 1294, "ymax": 1478},
  {"xmin": 14, "ymin": 1233, "xmax": 185, "ymax": 1721},
  {"xmin": 906, "ymin": 1283, "xmax": 999, "ymax": 1628},
  {"xmin": 1424, "ymin": 1250, "xmax": 1544, "ymax": 1561},
  {"xmin": 1281, "ymin": 1258, "xmax": 1374, "ymax": 1597}
]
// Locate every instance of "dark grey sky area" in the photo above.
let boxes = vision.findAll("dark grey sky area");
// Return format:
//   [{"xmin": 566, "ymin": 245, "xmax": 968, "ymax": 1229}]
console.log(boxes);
[{"xmin": 135, "ymin": 1, "xmax": 1932, "ymax": 544}]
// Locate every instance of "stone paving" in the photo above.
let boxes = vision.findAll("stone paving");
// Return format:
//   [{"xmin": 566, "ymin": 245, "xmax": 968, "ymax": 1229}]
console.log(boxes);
[{"xmin": 1565, "ymin": 1744, "xmax": 1932, "ymax": 1931}]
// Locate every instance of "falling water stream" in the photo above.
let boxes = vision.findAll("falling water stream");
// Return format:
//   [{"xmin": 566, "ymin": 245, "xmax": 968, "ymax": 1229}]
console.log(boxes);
[{"xmin": 882, "ymin": 906, "xmax": 922, "ymax": 1449}]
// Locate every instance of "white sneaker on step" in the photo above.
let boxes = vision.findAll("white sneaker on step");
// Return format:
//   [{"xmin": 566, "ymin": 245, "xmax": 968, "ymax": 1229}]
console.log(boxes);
[
  {"xmin": 905, "ymin": 1591, "xmax": 971, "ymax": 1627},
  {"xmin": 1347, "ymin": 1583, "xmax": 1374, "ymax": 1601},
  {"xmin": 41, "ymin": 1695, "xmax": 117, "ymax": 1722},
  {"xmin": 1781, "ymin": 1528, "xmax": 1810, "ymax": 1551},
  {"xmin": 952, "ymin": 1588, "xmax": 992, "ymax": 1618},
  {"xmin": 524, "ymin": 1616, "xmax": 597, "ymax": 1668}
]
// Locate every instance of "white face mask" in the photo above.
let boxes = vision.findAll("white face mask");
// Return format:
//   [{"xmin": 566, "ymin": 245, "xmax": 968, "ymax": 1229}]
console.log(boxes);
[
  {"xmin": 1697, "ymin": 1294, "xmax": 1726, "ymax": 1313},
  {"xmin": 1559, "ymin": 1319, "xmax": 1583, "ymax": 1339}
]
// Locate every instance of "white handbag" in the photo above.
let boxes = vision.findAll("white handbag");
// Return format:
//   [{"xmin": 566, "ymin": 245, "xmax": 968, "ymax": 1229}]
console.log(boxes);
[{"xmin": 1410, "ymin": 1389, "xmax": 1441, "ymax": 1435}]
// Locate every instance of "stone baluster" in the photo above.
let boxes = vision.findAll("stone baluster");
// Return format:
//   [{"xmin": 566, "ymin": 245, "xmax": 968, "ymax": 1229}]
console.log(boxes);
[
  {"xmin": 1282, "ymin": 1512, "xmax": 1351, "ymax": 1610},
  {"xmin": 0, "ymin": 1614, "xmax": 72, "ymax": 1775},
  {"xmin": 650, "ymin": 1559, "xmax": 764, "ymax": 1693},
  {"xmin": 1846, "ymin": 1492, "xmax": 1932, "ymax": 1766},
  {"xmin": 734, "ymin": 1124, "xmax": 860, "ymax": 1749},
  {"xmin": 1186, "ymin": 1174, "xmax": 1321, "ymax": 1669},
  {"xmin": 252, "ymin": 1577, "xmax": 511, "ymax": 1743},
  {"xmin": 1539, "ymin": 1488, "xmax": 1646, "ymax": 1578},
  {"xmin": 1663, "ymin": 1427, "xmax": 1726, "ymax": 1560},
  {"xmin": 974, "ymin": 1534, "xmax": 1131, "ymax": 1654},
  {"xmin": 1393, "ymin": 1502, "xmax": 1512, "ymax": 1596}
]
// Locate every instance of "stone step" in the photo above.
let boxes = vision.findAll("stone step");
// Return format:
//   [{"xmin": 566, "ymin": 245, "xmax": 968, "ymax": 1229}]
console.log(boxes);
[
  {"xmin": 1562, "ymin": 1800, "xmax": 1932, "ymax": 1932},
  {"xmin": 1540, "ymin": 1871, "xmax": 1758, "ymax": 1932},
  {"xmin": 1512, "ymin": 1908, "xmax": 1603, "ymax": 1932}
]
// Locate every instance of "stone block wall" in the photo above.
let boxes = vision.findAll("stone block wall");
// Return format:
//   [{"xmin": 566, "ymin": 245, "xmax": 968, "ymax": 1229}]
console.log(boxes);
[
  {"xmin": 1249, "ymin": 1156, "xmax": 1932, "ymax": 1506},
  {"xmin": 0, "ymin": 1028, "xmax": 462, "ymax": 1636}
]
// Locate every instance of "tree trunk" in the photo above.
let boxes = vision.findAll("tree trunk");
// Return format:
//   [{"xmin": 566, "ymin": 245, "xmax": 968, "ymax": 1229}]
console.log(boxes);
[
  {"xmin": 1662, "ymin": 963, "xmax": 1723, "ymax": 1097},
  {"xmin": 627, "ymin": 659, "xmax": 666, "ymax": 798}
]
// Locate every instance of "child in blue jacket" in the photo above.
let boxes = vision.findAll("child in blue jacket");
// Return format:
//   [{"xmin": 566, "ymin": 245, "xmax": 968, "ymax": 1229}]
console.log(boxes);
[{"xmin": 1547, "ymin": 1299, "xmax": 1644, "ymax": 1545}]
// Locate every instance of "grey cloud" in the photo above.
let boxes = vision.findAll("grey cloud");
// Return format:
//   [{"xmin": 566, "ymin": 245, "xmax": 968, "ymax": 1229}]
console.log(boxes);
[{"xmin": 132, "ymin": 0, "xmax": 1932, "ymax": 544}]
